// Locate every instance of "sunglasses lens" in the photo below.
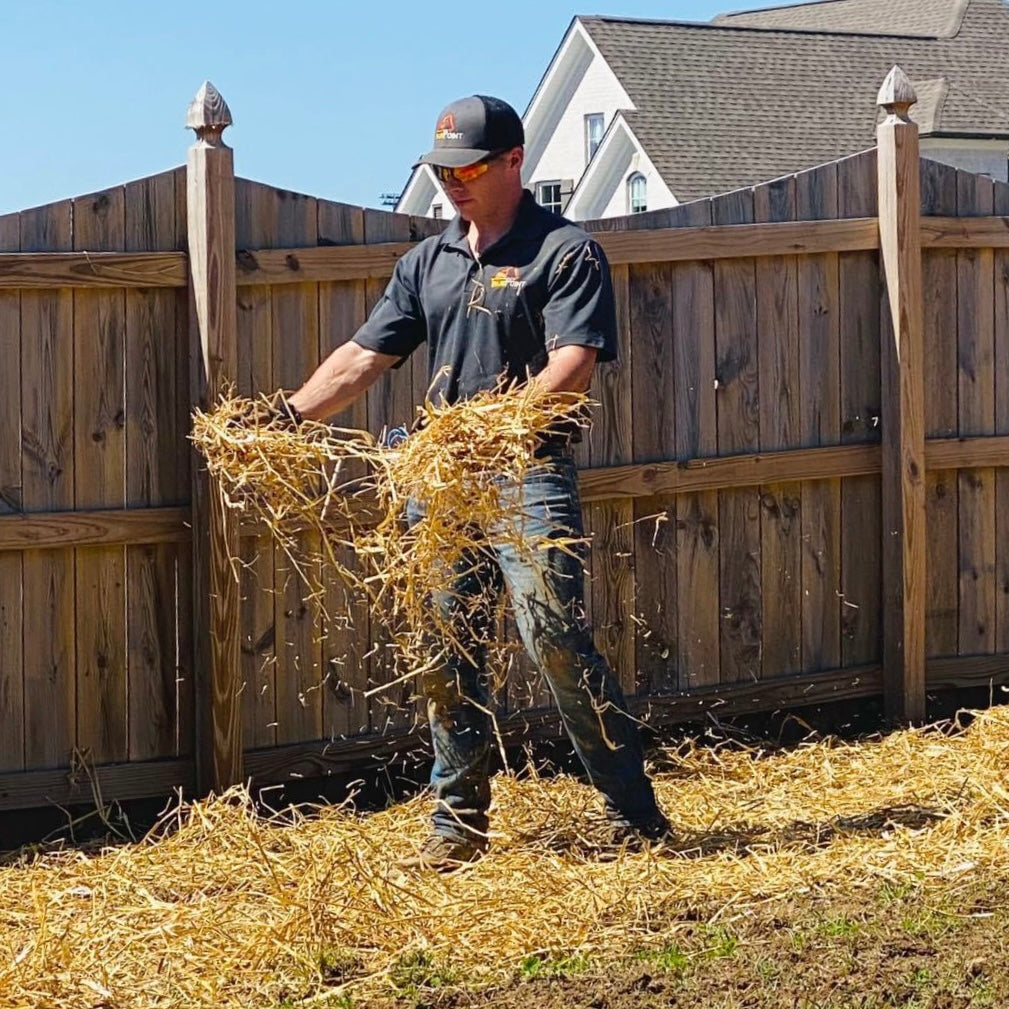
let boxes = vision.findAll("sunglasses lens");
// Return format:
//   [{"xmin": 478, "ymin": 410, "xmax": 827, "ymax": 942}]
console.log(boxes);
[{"xmin": 436, "ymin": 159, "xmax": 495, "ymax": 185}]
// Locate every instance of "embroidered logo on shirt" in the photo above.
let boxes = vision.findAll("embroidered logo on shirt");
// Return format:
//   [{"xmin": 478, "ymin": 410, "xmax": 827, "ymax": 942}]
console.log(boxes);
[
  {"xmin": 435, "ymin": 114, "xmax": 464, "ymax": 141},
  {"xmin": 490, "ymin": 266, "xmax": 524, "ymax": 291}
]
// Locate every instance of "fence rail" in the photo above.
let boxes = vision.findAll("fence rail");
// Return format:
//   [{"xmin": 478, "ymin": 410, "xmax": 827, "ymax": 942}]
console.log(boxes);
[{"xmin": 5, "ymin": 214, "xmax": 1009, "ymax": 292}]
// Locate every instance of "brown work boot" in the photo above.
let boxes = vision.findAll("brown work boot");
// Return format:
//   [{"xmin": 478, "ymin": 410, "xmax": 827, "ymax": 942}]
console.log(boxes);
[{"xmin": 397, "ymin": 833, "xmax": 486, "ymax": 872}]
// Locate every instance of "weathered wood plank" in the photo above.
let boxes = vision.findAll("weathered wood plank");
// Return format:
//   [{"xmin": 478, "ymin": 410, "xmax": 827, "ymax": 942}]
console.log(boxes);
[
  {"xmin": 590, "ymin": 216, "xmax": 879, "ymax": 263},
  {"xmin": 20, "ymin": 200, "xmax": 76, "ymax": 770},
  {"xmin": 8, "ymin": 212, "xmax": 1009, "ymax": 295},
  {"xmin": 712, "ymin": 188, "xmax": 761, "ymax": 684},
  {"xmin": 0, "ymin": 757, "xmax": 194, "ymax": 812},
  {"xmin": 995, "ymin": 182, "xmax": 1009, "ymax": 655},
  {"xmin": 0, "ymin": 507, "xmax": 190, "ymax": 551},
  {"xmin": 0, "ymin": 251, "xmax": 187, "ymax": 289},
  {"xmin": 318, "ymin": 201, "xmax": 372, "ymax": 739},
  {"xmin": 957, "ymin": 171, "xmax": 997, "ymax": 657},
  {"xmin": 124, "ymin": 170, "xmax": 186, "ymax": 762},
  {"xmin": 920, "ymin": 215, "xmax": 1009, "ymax": 248},
  {"xmin": 920, "ymin": 160, "xmax": 960, "ymax": 658},
  {"xmin": 629, "ymin": 261, "xmax": 676, "ymax": 695},
  {"xmin": 876, "ymin": 79, "xmax": 926, "ymax": 722},
  {"xmin": 239, "ymin": 217, "xmax": 880, "ymax": 288},
  {"xmin": 797, "ymin": 162, "xmax": 842, "ymax": 673},
  {"xmin": 0, "ymin": 212, "xmax": 23, "ymax": 772},
  {"xmin": 755, "ymin": 175, "xmax": 802, "ymax": 680},
  {"xmin": 272, "ymin": 190, "xmax": 323, "ymax": 746},
  {"xmin": 587, "ymin": 252, "xmax": 635, "ymax": 695},
  {"xmin": 234, "ymin": 178, "xmax": 279, "ymax": 751},
  {"xmin": 73, "ymin": 185, "xmax": 129, "ymax": 765},
  {"xmin": 838, "ymin": 149, "xmax": 882, "ymax": 668},
  {"xmin": 666, "ymin": 199, "xmax": 720, "ymax": 691}
]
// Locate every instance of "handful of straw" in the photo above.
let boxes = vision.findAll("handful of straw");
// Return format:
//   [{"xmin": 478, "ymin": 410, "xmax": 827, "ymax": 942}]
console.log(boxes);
[{"xmin": 191, "ymin": 383, "xmax": 591, "ymax": 698}]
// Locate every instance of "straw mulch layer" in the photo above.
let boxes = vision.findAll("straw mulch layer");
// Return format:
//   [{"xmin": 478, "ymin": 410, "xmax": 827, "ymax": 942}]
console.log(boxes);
[{"xmin": 2, "ymin": 708, "xmax": 1008, "ymax": 1008}]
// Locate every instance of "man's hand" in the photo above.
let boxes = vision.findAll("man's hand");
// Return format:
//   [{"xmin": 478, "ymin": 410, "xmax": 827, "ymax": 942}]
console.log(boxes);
[{"xmin": 232, "ymin": 392, "xmax": 304, "ymax": 430}]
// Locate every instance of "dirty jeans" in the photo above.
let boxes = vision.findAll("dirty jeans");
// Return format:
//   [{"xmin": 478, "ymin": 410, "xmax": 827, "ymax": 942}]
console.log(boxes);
[{"xmin": 407, "ymin": 452, "xmax": 661, "ymax": 844}]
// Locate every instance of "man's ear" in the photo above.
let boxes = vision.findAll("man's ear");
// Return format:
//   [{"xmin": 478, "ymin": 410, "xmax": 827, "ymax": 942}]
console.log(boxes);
[{"xmin": 509, "ymin": 147, "xmax": 525, "ymax": 172}]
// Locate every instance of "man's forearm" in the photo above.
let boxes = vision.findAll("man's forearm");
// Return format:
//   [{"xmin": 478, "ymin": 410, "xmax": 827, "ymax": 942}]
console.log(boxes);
[
  {"xmin": 532, "ymin": 344, "xmax": 598, "ymax": 393},
  {"xmin": 289, "ymin": 341, "xmax": 399, "ymax": 421}
]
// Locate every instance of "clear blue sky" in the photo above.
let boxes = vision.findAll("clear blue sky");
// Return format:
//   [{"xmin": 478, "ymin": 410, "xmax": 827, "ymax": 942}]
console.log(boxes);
[{"xmin": 0, "ymin": 0, "xmax": 770, "ymax": 215}]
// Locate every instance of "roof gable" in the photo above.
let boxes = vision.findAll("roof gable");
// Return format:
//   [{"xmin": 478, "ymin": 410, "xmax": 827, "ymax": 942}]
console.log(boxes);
[{"xmin": 578, "ymin": 0, "xmax": 1009, "ymax": 202}]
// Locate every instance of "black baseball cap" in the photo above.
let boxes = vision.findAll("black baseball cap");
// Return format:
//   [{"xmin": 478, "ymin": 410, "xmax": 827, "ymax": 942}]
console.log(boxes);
[{"xmin": 414, "ymin": 95, "xmax": 525, "ymax": 169}]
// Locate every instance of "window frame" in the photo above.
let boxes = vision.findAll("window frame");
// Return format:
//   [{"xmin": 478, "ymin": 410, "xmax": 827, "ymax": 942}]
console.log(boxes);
[
  {"xmin": 536, "ymin": 180, "xmax": 564, "ymax": 214},
  {"xmin": 627, "ymin": 172, "xmax": 647, "ymax": 215},
  {"xmin": 584, "ymin": 113, "xmax": 605, "ymax": 164}
]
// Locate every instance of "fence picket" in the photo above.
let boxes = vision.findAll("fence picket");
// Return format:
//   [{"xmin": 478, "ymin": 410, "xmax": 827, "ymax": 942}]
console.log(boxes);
[
  {"xmin": 837, "ymin": 150, "xmax": 882, "ymax": 668},
  {"xmin": 956, "ymin": 171, "xmax": 996, "ymax": 656},
  {"xmin": 920, "ymin": 159, "xmax": 960, "ymax": 658},
  {"xmin": 755, "ymin": 176, "xmax": 802, "ymax": 679},
  {"xmin": 796, "ymin": 162, "xmax": 841, "ymax": 672},
  {"xmin": 712, "ymin": 188, "xmax": 761, "ymax": 684},
  {"xmin": 0, "ymin": 211, "xmax": 23, "ymax": 772},
  {"xmin": 20, "ymin": 201, "xmax": 76, "ymax": 770}
]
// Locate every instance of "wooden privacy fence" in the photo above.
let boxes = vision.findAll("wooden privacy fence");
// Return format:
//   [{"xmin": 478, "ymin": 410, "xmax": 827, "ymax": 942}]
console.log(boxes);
[{"xmin": 2, "ymin": 68, "xmax": 1009, "ymax": 811}]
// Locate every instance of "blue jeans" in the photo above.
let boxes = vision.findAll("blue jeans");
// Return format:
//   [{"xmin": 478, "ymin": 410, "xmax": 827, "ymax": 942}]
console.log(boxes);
[{"xmin": 407, "ymin": 452, "xmax": 662, "ymax": 843}]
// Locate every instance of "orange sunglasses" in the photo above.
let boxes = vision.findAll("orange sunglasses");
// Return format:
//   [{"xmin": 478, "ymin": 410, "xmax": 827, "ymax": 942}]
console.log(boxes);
[{"xmin": 434, "ymin": 150, "xmax": 507, "ymax": 185}]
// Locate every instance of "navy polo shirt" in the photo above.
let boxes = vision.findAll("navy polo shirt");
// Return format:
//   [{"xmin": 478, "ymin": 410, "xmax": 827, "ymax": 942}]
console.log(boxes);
[{"xmin": 352, "ymin": 191, "xmax": 617, "ymax": 406}]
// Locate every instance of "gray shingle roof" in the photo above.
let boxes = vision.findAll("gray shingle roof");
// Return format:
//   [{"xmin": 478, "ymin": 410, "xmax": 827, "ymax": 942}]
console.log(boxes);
[
  {"xmin": 713, "ymin": 0, "xmax": 969, "ymax": 38},
  {"xmin": 580, "ymin": 0, "xmax": 1009, "ymax": 202}
]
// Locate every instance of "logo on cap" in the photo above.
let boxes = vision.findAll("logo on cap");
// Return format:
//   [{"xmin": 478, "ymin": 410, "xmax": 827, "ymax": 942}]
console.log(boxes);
[{"xmin": 435, "ymin": 113, "xmax": 464, "ymax": 141}]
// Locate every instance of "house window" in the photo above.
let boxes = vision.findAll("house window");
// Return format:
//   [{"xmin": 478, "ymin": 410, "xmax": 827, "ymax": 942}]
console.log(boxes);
[
  {"xmin": 432, "ymin": 203, "xmax": 443, "ymax": 220},
  {"xmin": 537, "ymin": 181, "xmax": 564, "ymax": 214},
  {"xmin": 585, "ymin": 113, "xmax": 604, "ymax": 163},
  {"xmin": 628, "ymin": 173, "xmax": 647, "ymax": 214}
]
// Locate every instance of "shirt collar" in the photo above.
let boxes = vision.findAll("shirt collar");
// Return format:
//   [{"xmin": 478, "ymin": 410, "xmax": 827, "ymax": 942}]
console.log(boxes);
[{"xmin": 442, "ymin": 190, "xmax": 548, "ymax": 256}]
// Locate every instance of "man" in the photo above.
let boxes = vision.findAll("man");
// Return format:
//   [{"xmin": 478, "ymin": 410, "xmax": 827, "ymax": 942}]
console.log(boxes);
[{"xmin": 285, "ymin": 95, "xmax": 670, "ymax": 869}]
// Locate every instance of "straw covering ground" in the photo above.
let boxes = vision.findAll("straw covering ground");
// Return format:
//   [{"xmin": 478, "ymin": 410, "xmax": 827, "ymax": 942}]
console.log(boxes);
[{"xmin": 3, "ymin": 707, "xmax": 1009, "ymax": 1008}]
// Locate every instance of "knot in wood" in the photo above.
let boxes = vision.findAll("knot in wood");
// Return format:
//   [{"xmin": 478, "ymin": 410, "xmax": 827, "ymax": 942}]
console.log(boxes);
[
  {"xmin": 876, "ymin": 65, "xmax": 917, "ymax": 121},
  {"xmin": 186, "ymin": 81, "xmax": 233, "ymax": 145}
]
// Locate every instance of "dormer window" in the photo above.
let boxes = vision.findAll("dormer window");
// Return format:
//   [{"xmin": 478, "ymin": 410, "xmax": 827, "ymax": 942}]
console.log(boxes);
[
  {"xmin": 628, "ymin": 173, "xmax": 647, "ymax": 214},
  {"xmin": 585, "ymin": 113, "xmax": 604, "ymax": 164}
]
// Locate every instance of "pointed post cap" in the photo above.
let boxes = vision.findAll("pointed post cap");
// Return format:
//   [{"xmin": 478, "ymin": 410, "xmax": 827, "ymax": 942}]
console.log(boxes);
[
  {"xmin": 186, "ymin": 82, "xmax": 233, "ymax": 146},
  {"xmin": 877, "ymin": 65, "xmax": 917, "ymax": 121}
]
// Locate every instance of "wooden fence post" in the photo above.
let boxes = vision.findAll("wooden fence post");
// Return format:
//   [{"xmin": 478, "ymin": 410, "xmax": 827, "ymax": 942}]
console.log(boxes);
[
  {"xmin": 876, "ymin": 66, "xmax": 926, "ymax": 723},
  {"xmin": 186, "ymin": 82, "xmax": 242, "ymax": 791}
]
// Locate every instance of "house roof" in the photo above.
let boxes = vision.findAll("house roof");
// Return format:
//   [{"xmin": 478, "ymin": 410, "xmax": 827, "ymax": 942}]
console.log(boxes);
[
  {"xmin": 713, "ymin": 0, "xmax": 970, "ymax": 38},
  {"xmin": 580, "ymin": 0, "xmax": 1009, "ymax": 202}
]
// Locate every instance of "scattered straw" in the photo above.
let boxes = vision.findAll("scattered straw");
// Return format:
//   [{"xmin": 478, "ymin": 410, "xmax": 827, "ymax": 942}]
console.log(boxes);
[
  {"xmin": 190, "ymin": 383, "xmax": 590, "ymax": 695},
  {"xmin": 3, "ymin": 709, "xmax": 1009, "ymax": 1007}
]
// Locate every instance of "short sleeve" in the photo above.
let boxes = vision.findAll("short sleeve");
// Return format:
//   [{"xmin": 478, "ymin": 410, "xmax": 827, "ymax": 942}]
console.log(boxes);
[
  {"xmin": 352, "ymin": 252, "xmax": 426, "ymax": 363},
  {"xmin": 541, "ymin": 239, "xmax": 618, "ymax": 363}
]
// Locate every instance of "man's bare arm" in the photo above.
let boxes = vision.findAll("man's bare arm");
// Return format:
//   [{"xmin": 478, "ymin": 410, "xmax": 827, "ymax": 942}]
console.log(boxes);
[
  {"xmin": 288, "ymin": 341, "xmax": 400, "ymax": 421},
  {"xmin": 532, "ymin": 345, "xmax": 598, "ymax": 394}
]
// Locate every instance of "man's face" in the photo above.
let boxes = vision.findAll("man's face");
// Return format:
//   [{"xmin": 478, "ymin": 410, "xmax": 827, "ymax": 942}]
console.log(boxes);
[{"xmin": 439, "ymin": 147, "xmax": 523, "ymax": 220}]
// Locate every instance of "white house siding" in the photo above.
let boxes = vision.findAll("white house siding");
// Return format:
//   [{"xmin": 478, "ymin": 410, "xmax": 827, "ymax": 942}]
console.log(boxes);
[
  {"xmin": 920, "ymin": 139, "xmax": 1009, "ymax": 182},
  {"xmin": 523, "ymin": 30, "xmax": 632, "ymax": 205}
]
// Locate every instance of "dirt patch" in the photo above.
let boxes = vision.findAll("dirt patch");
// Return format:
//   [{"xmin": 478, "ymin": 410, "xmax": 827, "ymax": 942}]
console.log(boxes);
[{"xmin": 378, "ymin": 886, "xmax": 1007, "ymax": 1009}]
